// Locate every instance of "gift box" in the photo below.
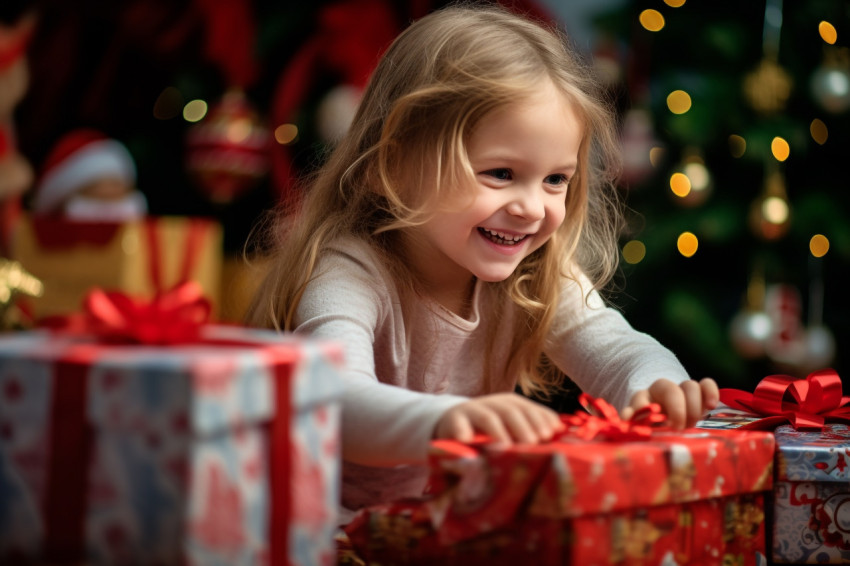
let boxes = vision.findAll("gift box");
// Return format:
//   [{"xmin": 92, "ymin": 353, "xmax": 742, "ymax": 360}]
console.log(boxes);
[
  {"xmin": 697, "ymin": 369, "xmax": 850, "ymax": 564},
  {"xmin": 346, "ymin": 396, "xmax": 775, "ymax": 566},
  {"xmin": 0, "ymin": 308, "xmax": 343, "ymax": 566},
  {"xmin": 11, "ymin": 214, "xmax": 223, "ymax": 320}
]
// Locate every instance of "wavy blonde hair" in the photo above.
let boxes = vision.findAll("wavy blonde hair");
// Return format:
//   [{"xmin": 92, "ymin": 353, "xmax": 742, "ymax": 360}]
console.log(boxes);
[{"xmin": 246, "ymin": 1, "xmax": 623, "ymax": 397}]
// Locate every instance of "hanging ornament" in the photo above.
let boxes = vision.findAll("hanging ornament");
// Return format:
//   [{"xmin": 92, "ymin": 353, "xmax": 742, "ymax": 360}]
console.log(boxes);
[
  {"xmin": 763, "ymin": 283, "xmax": 808, "ymax": 370},
  {"xmin": 742, "ymin": 0, "xmax": 792, "ymax": 115},
  {"xmin": 620, "ymin": 108, "xmax": 660, "ymax": 187},
  {"xmin": 798, "ymin": 254, "xmax": 835, "ymax": 372},
  {"xmin": 185, "ymin": 89, "xmax": 270, "ymax": 205},
  {"xmin": 183, "ymin": 0, "xmax": 268, "ymax": 205},
  {"xmin": 810, "ymin": 47, "xmax": 850, "ymax": 114},
  {"xmin": 729, "ymin": 267, "xmax": 772, "ymax": 359},
  {"xmin": 749, "ymin": 165, "xmax": 791, "ymax": 241},
  {"xmin": 668, "ymin": 147, "xmax": 713, "ymax": 207}
]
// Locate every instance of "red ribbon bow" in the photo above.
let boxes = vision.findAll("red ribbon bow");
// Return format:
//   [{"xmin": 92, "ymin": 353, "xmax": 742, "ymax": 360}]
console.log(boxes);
[
  {"xmin": 719, "ymin": 368, "xmax": 850, "ymax": 430},
  {"xmin": 558, "ymin": 393, "xmax": 668, "ymax": 442},
  {"xmin": 46, "ymin": 281, "xmax": 212, "ymax": 345}
]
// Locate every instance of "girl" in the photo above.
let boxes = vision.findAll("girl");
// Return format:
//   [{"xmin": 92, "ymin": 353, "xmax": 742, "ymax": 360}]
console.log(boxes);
[{"xmin": 247, "ymin": 2, "xmax": 718, "ymax": 522}]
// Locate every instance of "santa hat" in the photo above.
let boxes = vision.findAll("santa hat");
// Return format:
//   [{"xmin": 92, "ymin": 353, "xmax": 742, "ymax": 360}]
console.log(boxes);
[{"xmin": 32, "ymin": 129, "xmax": 136, "ymax": 214}]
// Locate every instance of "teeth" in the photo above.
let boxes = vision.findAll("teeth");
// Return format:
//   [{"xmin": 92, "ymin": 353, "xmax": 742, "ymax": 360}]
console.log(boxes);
[{"xmin": 480, "ymin": 228, "xmax": 527, "ymax": 245}]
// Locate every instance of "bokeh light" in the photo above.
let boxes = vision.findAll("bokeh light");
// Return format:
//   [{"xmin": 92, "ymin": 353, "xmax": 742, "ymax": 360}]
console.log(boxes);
[
  {"xmin": 664, "ymin": 0, "xmax": 686, "ymax": 6},
  {"xmin": 670, "ymin": 172, "xmax": 691, "ymax": 197},
  {"xmin": 810, "ymin": 234, "xmax": 830, "ymax": 257},
  {"xmin": 819, "ymin": 21, "xmax": 838, "ymax": 45},
  {"xmin": 274, "ymin": 123, "xmax": 299, "ymax": 145},
  {"xmin": 810, "ymin": 119, "xmax": 828, "ymax": 145},
  {"xmin": 622, "ymin": 240, "xmax": 647, "ymax": 264},
  {"xmin": 667, "ymin": 90, "xmax": 692, "ymax": 114},
  {"xmin": 183, "ymin": 99, "xmax": 208, "ymax": 123},
  {"xmin": 728, "ymin": 135, "xmax": 746, "ymax": 158},
  {"xmin": 639, "ymin": 10, "xmax": 665, "ymax": 32},
  {"xmin": 771, "ymin": 136, "xmax": 790, "ymax": 161},
  {"xmin": 677, "ymin": 232, "xmax": 698, "ymax": 257},
  {"xmin": 649, "ymin": 147, "xmax": 666, "ymax": 167},
  {"xmin": 762, "ymin": 196, "xmax": 789, "ymax": 225}
]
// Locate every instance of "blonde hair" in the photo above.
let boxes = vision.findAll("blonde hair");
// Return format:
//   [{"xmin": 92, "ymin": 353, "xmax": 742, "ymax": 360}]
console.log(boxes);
[{"xmin": 246, "ymin": 1, "xmax": 623, "ymax": 397}]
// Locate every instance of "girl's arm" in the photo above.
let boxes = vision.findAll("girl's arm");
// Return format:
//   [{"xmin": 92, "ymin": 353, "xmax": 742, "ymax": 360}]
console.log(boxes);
[{"xmin": 544, "ymin": 273, "xmax": 717, "ymax": 427}]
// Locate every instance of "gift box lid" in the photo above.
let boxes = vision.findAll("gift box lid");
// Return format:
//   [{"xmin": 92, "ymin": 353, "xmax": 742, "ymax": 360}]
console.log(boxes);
[
  {"xmin": 774, "ymin": 423, "xmax": 850, "ymax": 482},
  {"xmin": 0, "ymin": 326, "xmax": 343, "ymax": 437},
  {"xmin": 425, "ymin": 427, "xmax": 775, "ymax": 544}
]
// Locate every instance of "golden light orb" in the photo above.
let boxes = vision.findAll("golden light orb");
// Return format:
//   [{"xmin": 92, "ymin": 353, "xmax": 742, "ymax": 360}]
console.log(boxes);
[
  {"xmin": 622, "ymin": 240, "xmax": 647, "ymax": 264},
  {"xmin": 677, "ymin": 232, "xmax": 698, "ymax": 257},
  {"xmin": 667, "ymin": 90, "xmax": 692, "ymax": 114},
  {"xmin": 810, "ymin": 234, "xmax": 830, "ymax": 257},
  {"xmin": 639, "ymin": 10, "xmax": 665, "ymax": 32},
  {"xmin": 771, "ymin": 136, "xmax": 790, "ymax": 161}
]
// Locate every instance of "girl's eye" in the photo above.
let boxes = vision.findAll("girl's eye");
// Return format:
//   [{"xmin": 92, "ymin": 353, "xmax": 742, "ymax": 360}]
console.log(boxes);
[
  {"xmin": 545, "ymin": 173, "xmax": 569, "ymax": 186},
  {"xmin": 483, "ymin": 168, "xmax": 512, "ymax": 181}
]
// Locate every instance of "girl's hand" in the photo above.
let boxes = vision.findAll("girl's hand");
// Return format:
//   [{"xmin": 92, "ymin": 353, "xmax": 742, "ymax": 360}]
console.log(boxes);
[
  {"xmin": 434, "ymin": 392, "xmax": 565, "ymax": 446},
  {"xmin": 624, "ymin": 377, "xmax": 719, "ymax": 429}
]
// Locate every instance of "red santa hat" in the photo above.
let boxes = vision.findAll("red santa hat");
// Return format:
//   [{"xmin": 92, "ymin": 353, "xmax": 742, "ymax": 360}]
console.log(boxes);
[{"xmin": 32, "ymin": 129, "xmax": 136, "ymax": 214}]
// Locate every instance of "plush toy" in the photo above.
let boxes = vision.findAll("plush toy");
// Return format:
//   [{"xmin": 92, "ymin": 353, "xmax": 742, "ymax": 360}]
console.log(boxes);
[
  {"xmin": 0, "ymin": 11, "xmax": 36, "ymax": 251},
  {"xmin": 30, "ymin": 128, "xmax": 148, "ymax": 221}
]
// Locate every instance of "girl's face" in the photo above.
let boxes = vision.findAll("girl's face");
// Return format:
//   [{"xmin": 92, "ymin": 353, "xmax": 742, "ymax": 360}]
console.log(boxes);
[{"xmin": 404, "ymin": 81, "xmax": 583, "ymax": 300}]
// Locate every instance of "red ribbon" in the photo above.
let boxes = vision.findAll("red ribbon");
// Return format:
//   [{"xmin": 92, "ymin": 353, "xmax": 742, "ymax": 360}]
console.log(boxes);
[
  {"xmin": 557, "ymin": 393, "xmax": 668, "ymax": 442},
  {"xmin": 44, "ymin": 281, "xmax": 211, "ymax": 345},
  {"xmin": 719, "ymin": 368, "xmax": 850, "ymax": 430}
]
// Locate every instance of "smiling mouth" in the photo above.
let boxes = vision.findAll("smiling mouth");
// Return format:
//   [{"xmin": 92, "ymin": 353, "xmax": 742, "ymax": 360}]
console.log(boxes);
[{"xmin": 478, "ymin": 228, "xmax": 529, "ymax": 246}]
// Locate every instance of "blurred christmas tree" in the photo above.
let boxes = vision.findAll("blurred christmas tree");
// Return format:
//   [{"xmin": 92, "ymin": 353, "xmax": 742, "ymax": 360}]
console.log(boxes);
[{"xmin": 593, "ymin": 0, "xmax": 850, "ymax": 389}]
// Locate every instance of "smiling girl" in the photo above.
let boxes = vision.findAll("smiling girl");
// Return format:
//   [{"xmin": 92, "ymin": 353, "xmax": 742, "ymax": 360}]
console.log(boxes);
[{"xmin": 247, "ymin": 1, "xmax": 717, "ymax": 523}]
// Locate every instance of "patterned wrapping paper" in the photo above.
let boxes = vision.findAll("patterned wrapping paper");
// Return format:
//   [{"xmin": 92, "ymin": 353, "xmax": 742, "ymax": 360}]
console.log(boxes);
[
  {"xmin": 0, "ymin": 325, "xmax": 343, "ymax": 566},
  {"xmin": 346, "ymin": 426, "xmax": 775, "ymax": 565},
  {"xmin": 698, "ymin": 406, "xmax": 850, "ymax": 564}
]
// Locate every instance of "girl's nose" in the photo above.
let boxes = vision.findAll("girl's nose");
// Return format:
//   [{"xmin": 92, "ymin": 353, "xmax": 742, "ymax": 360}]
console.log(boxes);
[{"xmin": 506, "ymin": 187, "xmax": 545, "ymax": 220}]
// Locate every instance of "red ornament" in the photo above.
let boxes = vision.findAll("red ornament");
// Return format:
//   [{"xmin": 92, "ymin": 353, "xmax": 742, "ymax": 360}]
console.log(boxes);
[{"xmin": 185, "ymin": 90, "xmax": 270, "ymax": 205}]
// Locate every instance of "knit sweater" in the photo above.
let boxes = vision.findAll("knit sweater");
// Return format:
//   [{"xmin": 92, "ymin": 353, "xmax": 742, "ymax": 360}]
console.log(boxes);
[{"xmin": 292, "ymin": 238, "xmax": 690, "ymax": 523}]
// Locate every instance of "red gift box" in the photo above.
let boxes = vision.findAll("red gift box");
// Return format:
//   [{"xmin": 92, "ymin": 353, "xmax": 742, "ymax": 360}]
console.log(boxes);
[
  {"xmin": 346, "ymin": 397, "xmax": 775, "ymax": 565},
  {"xmin": 0, "ymin": 284, "xmax": 344, "ymax": 566}
]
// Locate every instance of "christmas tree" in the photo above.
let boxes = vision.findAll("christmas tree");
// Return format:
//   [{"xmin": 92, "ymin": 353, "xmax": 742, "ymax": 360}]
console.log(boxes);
[{"xmin": 591, "ymin": 0, "xmax": 850, "ymax": 391}]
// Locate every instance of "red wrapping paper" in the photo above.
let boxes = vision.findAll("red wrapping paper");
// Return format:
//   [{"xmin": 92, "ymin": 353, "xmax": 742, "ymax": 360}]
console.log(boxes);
[{"xmin": 346, "ymin": 400, "xmax": 775, "ymax": 566}]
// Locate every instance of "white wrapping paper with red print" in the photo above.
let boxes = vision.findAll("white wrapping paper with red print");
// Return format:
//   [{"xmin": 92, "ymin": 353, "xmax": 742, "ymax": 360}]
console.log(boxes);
[
  {"xmin": 346, "ymin": 427, "xmax": 775, "ymax": 565},
  {"xmin": 0, "ymin": 325, "xmax": 342, "ymax": 566}
]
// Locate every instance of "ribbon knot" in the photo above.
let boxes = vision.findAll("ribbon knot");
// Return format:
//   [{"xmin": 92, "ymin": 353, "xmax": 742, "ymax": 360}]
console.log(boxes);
[
  {"xmin": 558, "ymin": 393, "xmax": 668, "ymax": 442},
  {"xmin": 46, "ymin": 281, "xmax": 211, "ymax": 345},
  {"xmin": 719, "ymin": 368, "xmax": 850, "ymax": 430}
]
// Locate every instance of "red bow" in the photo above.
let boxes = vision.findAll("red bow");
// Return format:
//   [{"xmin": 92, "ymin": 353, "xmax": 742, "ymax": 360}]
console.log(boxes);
[
  {"xmin": 46, "ymin": 281, "xmax": 211, "ymax": 345},
  {"xmin": 558, "ymin": 393, "xmax": 668, "ymax": 442},
  {"xmin": 719, "ymin": 368, "xmax": 850, "ymax": 430}
]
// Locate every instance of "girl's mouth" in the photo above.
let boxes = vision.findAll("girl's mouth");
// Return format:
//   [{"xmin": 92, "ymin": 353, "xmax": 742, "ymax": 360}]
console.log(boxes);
[{"xmin": 478, "ymin": 227, "xmax": 528, "ymax": 246}]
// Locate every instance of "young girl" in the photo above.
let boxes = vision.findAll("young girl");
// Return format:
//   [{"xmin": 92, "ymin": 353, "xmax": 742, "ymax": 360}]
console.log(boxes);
[{"xmin": 247, "ymin": 2, "xmax": 718, "ymax": 522}]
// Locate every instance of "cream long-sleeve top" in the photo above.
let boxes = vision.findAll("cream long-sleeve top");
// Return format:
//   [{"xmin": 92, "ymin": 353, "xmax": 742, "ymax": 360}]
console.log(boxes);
[{"xmin": 292, "ymin": 238, "xmax": 690, "ymax": 523}]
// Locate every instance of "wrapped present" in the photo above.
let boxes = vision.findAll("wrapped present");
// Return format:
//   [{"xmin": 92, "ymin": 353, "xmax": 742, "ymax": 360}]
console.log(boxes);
[
  {"xmin": 11, "ymin": 214, "xmax": 222, "ymax": 320},
  {"xmin": 698, "ymin": 369, "xmax": 850, "ymax": 564},
  {"xmin": 0, "ymin": 284, "xmax": 343, "ymax": 566},
  {"xmin": 347, "ymin": 395, "xmax": 775, "ymax": 566}
]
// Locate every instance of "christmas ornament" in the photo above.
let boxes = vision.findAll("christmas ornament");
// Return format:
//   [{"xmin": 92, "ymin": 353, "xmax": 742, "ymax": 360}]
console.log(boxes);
[
  {"xmin": 185, "ymin": 90, "xmax": 270, "ymax": 205},
  {"xmin": 742, "ymin": 0, "xmax": 791, "ymax": 115},
  {"xmin": 729, "ymin": 269, "xmax": 772, "ymax": 359},
  {"xmin": 810, "ymin": 47, "xmax": 850, "ymax": 114},
  {"xmin": 31, "ymin": 129, "xmax": 147, "ymax": 220},
  {"xmin": 749, "ymin": 165, "xmax": 791, "ymax": 241},
  {"xmin": 0, "ymin": 257, "xmax": 42, "ymax": 330},
  {"xmin": 743, "ymin": 58, "xmax": 793, "ymax": 115},
  {"xmin": 763, "ymin": 283, "xmax": 807, "ymax": 369},
  {"xmin": 620, "ymin": 108, "xmax": 659, "ymax": 186}
]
